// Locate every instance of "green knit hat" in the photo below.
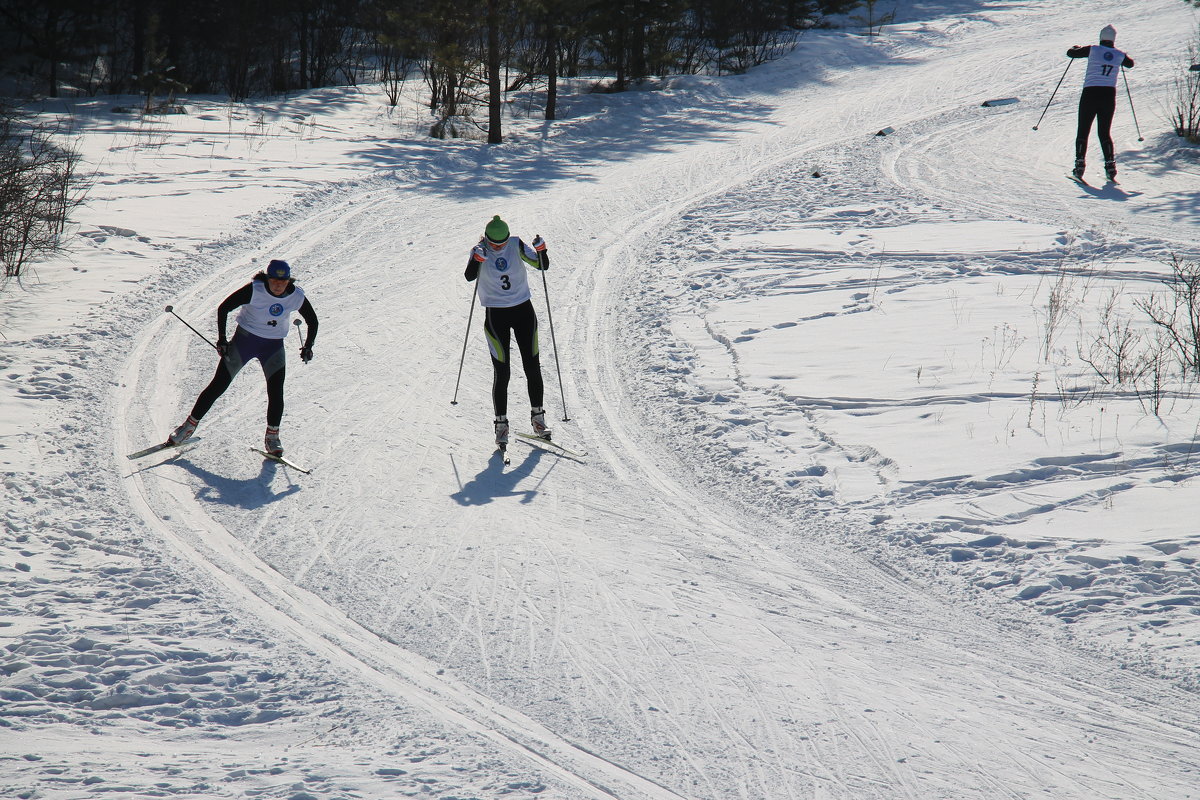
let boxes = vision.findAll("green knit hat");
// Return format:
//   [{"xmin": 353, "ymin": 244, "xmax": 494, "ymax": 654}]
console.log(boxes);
[{"xmin": 485, "ymin": 215, "xmax": 509, "ymax": 243}]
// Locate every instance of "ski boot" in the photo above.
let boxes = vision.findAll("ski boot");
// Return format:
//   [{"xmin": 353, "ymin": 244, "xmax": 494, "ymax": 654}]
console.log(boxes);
[
  {"xmin": 531, "ymin": 407, "xmax": 551, "ymax": 440},
  {"xmin": 168, "ymin": 415, "xmax": 198, "ymax": 445},
  {"xmin": 494, "ymin": 416, "xmax": 510, "ymax": 447},
  {"xmin": 1104, "ymin": 160, "xmax": 1117, "ymax": 183},
  {"xmin": 264, "ymin": 426, "xmax": 283, "ymax": 457},
  {"xmin": 1072, "ymin": 158, "xmax": 1086, "ymax": 182}
]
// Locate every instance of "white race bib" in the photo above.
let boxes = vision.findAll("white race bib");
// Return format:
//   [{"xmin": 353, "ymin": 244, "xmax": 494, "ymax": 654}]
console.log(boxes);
[{"xmin": 236, "ymin": 280, "xmax": 306, "ymax": 339}]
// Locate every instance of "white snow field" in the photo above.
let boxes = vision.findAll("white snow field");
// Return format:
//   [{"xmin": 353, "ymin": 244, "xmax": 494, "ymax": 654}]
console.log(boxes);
[{"xmin": 3, "ymin": 0, "xmax": 1200, "ymax": 797}]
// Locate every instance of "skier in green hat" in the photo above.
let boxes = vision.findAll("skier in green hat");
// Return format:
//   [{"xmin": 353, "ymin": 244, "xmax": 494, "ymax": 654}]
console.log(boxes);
[{"xmin": 464, "ymin": 215, "xmax": 551, "ymax": 447}]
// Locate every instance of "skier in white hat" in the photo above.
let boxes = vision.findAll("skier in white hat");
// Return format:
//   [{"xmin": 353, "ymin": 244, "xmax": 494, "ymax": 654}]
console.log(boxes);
[{"xmin": 1067, "ymin": 25, "xmax": 1134, "ymax": 183}]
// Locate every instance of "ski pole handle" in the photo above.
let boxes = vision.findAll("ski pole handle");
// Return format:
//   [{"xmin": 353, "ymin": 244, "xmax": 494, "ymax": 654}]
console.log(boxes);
[{"xmin": 164, "ymin": 305, "xmax": 220, "ymax": 351}]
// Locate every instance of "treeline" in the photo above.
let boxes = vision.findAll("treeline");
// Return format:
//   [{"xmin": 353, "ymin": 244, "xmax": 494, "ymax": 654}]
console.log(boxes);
[{"xmin": 0, "ymin": 1, "xmax": 860, "ymax": 122}]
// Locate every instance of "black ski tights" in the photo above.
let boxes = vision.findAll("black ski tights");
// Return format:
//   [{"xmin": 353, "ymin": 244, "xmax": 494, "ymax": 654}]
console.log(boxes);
[
  {"xmin": 1075, "ymin": 86, "xmax": 1117, "ymax": 164},
  {"xmin": 190, "ymin": 352, "xmax": 287, "ymax": 427},
  {"xmin": 483, "ymin": 301, "xmax": 544, "ymax": 418}
]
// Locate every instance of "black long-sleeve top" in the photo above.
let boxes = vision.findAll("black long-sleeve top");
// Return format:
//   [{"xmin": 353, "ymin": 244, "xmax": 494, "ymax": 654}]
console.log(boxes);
[
  {"xmin": 1067, "ymin": 44, "xmax": 1134, "ymax": 69},
  {"xmin": 216, "ymin": 278, "xmax": 318, "ymax": 348}
]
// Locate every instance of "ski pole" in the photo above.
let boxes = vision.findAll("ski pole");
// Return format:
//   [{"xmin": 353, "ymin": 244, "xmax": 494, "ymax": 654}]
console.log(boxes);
[
  {"xmin": 293, "ymin": 319, "xmax": 307, "ymax": 365},
  {"xmin": 164, "ymin": 305, "xmax": 219, "ymax": 351},
  {"xmin": 1033, "ymin": 58, "xmax": 1074, "ymax": 131},
  {"xmin": 450, "ymin": 280, "xmax": 479, "ymax": 405},
  {"xmin": 1122, "ymin": 68, "xmax": 1144, "ymax": 142},
  {"xmin": 539, "ymin": 255, "xmax": 569, "ymax": 422}
]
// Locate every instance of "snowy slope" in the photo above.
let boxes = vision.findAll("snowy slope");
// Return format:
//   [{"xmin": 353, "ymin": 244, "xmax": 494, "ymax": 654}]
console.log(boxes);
[{"xmin": 4, "ymin": 0, "xmax": 1200, "ymax": 798}]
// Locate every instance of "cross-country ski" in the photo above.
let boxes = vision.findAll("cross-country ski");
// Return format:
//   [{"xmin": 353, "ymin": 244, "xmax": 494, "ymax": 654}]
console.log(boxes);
[
  {"xmin": 126, "ymin": 437, "xmax": 198, "ymax": 460},
  {"xmin": 10, "ymin": 0, "xmax": 1200, "ymax": 798},
  {"xmin": 514, "ymin": 431, "xmax": 588, "ymax": 460},
  {"xmin": 250, "ymin": 447, "xmax": 312, "ymax": 474}
]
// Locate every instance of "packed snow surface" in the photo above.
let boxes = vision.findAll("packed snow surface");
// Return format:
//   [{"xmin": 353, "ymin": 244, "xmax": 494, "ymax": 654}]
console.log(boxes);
[{"xmin": 3, "ymin": 0, "xmax": 1200, "ymax": 798}]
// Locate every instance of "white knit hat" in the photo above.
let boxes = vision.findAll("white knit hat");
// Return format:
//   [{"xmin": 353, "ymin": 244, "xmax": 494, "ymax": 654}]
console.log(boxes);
[{"xmin": 1100, "ymin": 25, "xmax": 1116, "ymax": 43}]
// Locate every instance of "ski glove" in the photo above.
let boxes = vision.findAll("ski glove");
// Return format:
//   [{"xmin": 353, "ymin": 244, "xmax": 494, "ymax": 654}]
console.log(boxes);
[
  {"xmin": 300, "ymin": 346, "xmax": 313, "ymax": 363},
  {"xmin": 216, "ymin": 337, "xmax": 229, "ymax": 358},
  {"xmin": 532, "ymin": 235, "xmax": 549, "ymax": 271}
]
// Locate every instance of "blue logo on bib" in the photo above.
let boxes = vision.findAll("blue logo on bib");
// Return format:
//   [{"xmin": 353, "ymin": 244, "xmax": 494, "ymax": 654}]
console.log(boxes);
[
  {"xmin": 270, "ymin": 303, "xmax": 284, "ymax": 316},
  {"xmin": 1103, "ymin": 51, "xmax": 1114, "ymax": 62},
  {"xmin": 495, "ymin": 257, "xmax": 509, "ymax": 272}
]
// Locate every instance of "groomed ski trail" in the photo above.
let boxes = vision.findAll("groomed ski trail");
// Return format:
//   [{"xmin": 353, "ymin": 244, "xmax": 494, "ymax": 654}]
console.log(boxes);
[
  {"xmin": 113, "ymin": 1, "xmax": 1200, "ymax": 797},
  {"xmin": 114, "ymin": 188, "xmax": 690, "ymax": 800}
]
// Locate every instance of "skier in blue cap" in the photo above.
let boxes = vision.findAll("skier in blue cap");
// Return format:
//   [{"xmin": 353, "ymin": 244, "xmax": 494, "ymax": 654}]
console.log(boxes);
[{"xmin": 167, "ymin": 259, "xmax": 318, "ymax": 456}]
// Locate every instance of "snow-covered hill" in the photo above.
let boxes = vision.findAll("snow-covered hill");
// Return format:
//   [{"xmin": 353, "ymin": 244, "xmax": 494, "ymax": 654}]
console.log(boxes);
[{"xmin": 3, "ymin": 0, "xmax": 1199, "ymax": 798}]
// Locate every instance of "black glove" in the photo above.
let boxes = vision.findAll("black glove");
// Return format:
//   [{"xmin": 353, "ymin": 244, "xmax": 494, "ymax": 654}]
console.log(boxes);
[
  {"xmin": 300, "ymin": 346, "xmax": 313, "ymax": 363},
  {"xmin": 216, "ymin": 338, "xmax": 228, "ymax": 358}
]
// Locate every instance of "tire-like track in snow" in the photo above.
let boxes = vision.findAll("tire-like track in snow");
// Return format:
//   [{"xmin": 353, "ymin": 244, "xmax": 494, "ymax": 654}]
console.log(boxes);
[
  {"xmin": 114, "ymin": 1, "xmax": 1200, "ymax": 797},
  {"xmin": 115, "ymin": 188, "xmax": 689, "ymax": 800}
]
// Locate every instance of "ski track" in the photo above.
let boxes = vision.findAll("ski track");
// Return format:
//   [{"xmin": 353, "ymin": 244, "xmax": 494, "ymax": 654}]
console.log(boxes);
[
  {"xmin": 114, "ymin": 190, "xmax": 692, "ymax": 800},
  {"xmin": 4, "ymin": 0, "xmax": 1198, "ymax": 797}
]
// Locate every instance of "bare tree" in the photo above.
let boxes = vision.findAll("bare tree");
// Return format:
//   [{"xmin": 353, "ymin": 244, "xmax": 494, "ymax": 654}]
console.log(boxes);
[
  {"xmin": 1079, "ymin": 289, "xmax": 1142, "ymax": 385},
  {"xmin": 852, "ymin": 0, "xmax": 894, "ymax": 40},
  {"xmin": 1132, "ymin": 331, "xmax": 1175, "ymax": 416},
  {"xmin": 487, "ymin": 0, "xmax": 502, "ymax": 143},
  {"xmin": 0, "ymin": 105, "xmax": 86, "ymax": 280},
  {"xmin": 1135, "ymin": 255, "xmax": 1200, "ymax": 378},
  {"xmin": 1170, "ymin": 24, "xmax": 1200, "ymax": 141}
]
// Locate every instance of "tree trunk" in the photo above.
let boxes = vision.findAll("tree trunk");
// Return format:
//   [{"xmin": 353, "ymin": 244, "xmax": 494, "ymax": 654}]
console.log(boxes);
[
  {"xmin": 487, "ymin": 0, "xmax": 502, "ymax": 144},
  {"xmin": 545, "ymin": 16, "xmax": 558, "ymax": 121},
  {"xmin": 131, "ymin": 0, "xmax": 147, "ymax": 81}
]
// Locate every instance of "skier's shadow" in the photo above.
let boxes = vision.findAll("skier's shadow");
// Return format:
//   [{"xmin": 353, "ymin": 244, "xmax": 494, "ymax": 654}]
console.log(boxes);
[
  {"xmin": 1072, "ymin": 181, "xmax": 1142, "ymax": 201},
  {"xmin": 173, "ymin": 457, "xmax": 302, "ymax": 508},
  {"xmin": 450, "ymin": 448, "xmax": 546, "ymax": 506}
]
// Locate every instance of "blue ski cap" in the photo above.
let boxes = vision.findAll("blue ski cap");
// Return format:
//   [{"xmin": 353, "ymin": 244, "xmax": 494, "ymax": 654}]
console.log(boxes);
[{"xmin": 267, "ymin": 259, "xmax": 291, "ymax": 280}]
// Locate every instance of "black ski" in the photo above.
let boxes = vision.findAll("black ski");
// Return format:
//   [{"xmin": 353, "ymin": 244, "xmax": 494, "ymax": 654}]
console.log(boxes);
[
  {"xmin": 1067, "ymin": 173, "xmax": 1089, "ymax": 187},
  {"xmin": 127, "ymin": 437, "xmax": 198, "ymax": 460},
  {"xmin": 250, "ymin": 447, "xmax": 312, "ymax": 474}
]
